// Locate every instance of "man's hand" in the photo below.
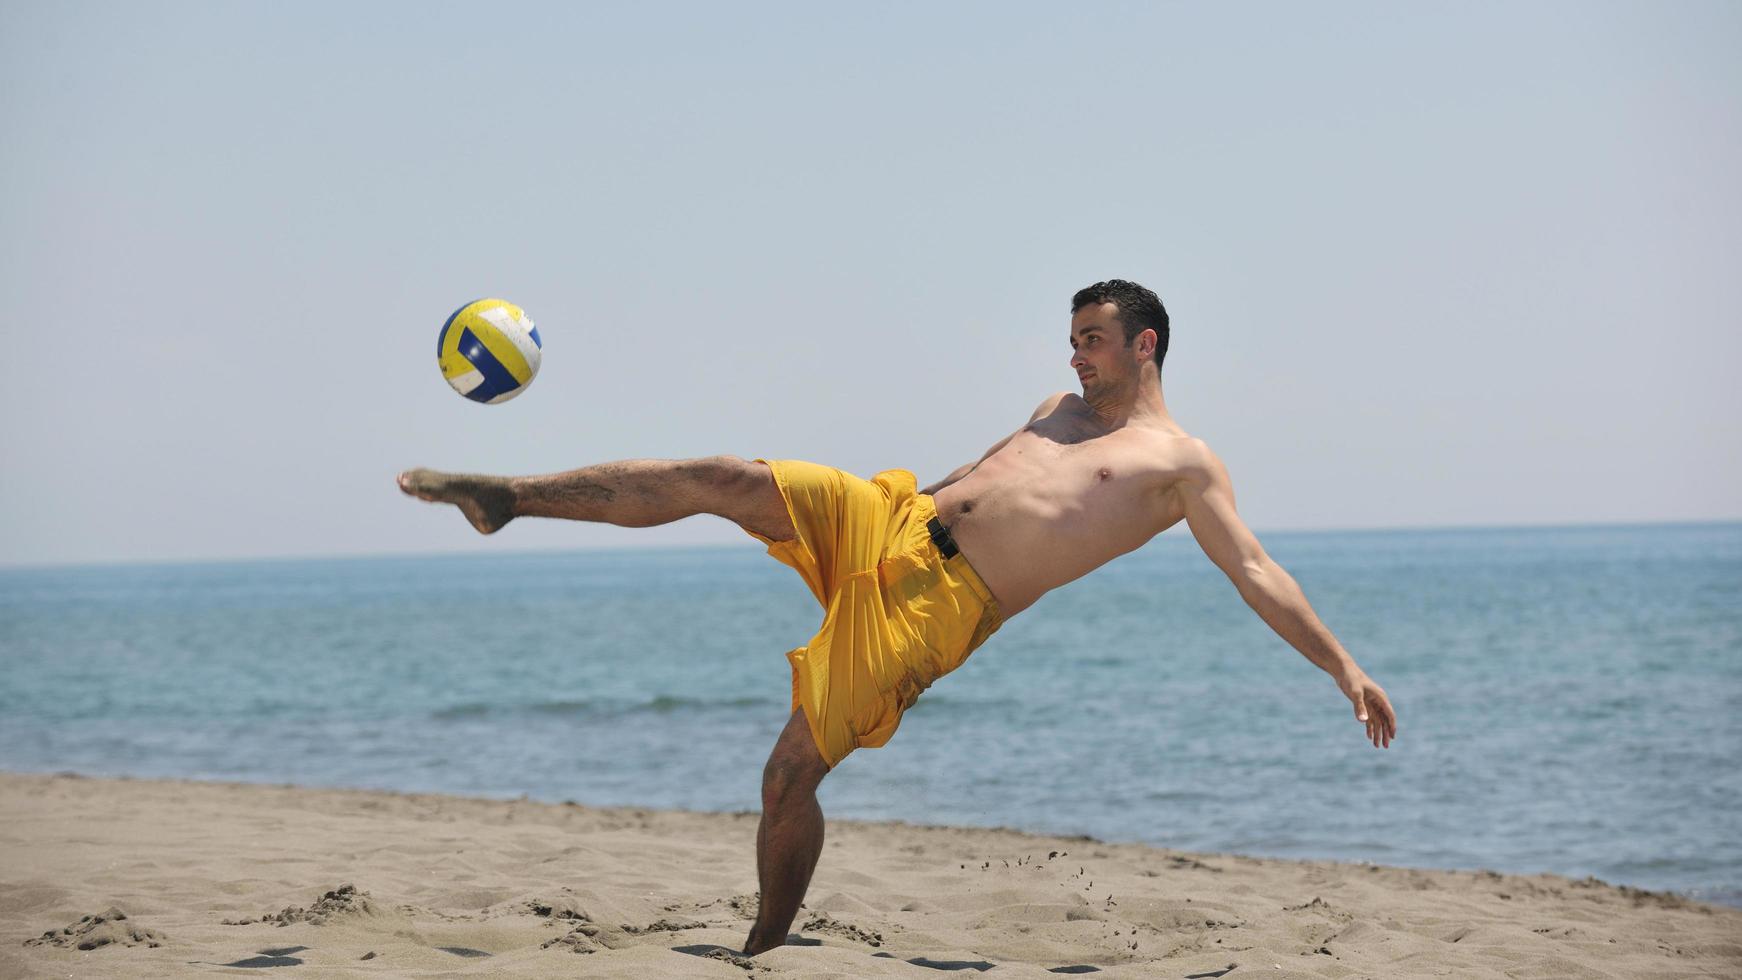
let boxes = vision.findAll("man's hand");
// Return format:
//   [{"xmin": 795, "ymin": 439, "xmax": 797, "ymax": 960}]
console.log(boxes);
[{"xmin": 1336, "ymin": 667, "xmax": 1397, "ymax": 749}]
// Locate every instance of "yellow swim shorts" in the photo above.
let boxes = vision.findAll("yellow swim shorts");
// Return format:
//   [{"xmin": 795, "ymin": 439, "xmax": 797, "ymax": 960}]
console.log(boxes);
[{"xmin": 745, "ymin": 459, "xmax": 1003, "ymax": 768}]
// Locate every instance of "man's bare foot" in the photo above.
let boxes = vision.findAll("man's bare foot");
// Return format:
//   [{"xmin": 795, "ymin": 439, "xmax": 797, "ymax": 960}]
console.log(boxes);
[
  {"xmin": 741, "ymin": 927, "xmax": 787, "ymax": 957},
  {"xmin": 397, "ymin": 468, "xmax": 516, "ymax": 534}
]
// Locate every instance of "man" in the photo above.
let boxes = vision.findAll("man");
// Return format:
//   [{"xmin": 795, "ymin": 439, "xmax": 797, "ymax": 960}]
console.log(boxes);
[{"xmin": 398, "ymin": 278, "xmax": 1398, "ymax": 956}]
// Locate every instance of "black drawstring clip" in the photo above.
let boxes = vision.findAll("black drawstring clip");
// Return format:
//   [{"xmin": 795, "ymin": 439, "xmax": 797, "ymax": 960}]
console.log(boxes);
[{"xmin": 926, "ymin": 516, "xmax": 960, "ymax": 560}]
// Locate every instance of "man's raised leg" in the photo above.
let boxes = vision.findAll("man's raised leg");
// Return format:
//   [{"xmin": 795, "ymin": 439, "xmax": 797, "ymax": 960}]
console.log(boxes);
[
  {"xmin": 397, "ymin": 456, "xmax": 796, "ymax": 542},
  {"xmin": 744, "ymin": 708, "xmax": 830, "ymax": 956}
]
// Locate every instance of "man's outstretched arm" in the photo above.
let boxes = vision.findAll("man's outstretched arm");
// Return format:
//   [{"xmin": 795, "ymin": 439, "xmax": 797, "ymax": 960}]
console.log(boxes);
[
  {"xmin": 920, "ymin": 393, "xmax": 1070, "ymax": 496},
  {"xmin": 1176, "ymin": 445, "xmax": 1398, "ymax": 748}
]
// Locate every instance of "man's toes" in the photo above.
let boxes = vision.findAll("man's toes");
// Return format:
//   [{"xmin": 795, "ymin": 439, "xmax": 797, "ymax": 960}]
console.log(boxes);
[{"xmin": 398, "ymin": 469, "xmax": 439, "ymax": 500}]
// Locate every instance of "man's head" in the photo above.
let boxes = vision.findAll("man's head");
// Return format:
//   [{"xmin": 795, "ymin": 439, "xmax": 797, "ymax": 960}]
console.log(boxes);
[{"xmin": 1069, "ymin": 279, "xmax": 1169, "ymax": 397}]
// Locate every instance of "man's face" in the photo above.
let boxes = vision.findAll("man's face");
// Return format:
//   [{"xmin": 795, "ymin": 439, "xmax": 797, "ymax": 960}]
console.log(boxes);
[{"xmin": 1069, "ymin": 301, "xmax": 1138, "ymax": 396}]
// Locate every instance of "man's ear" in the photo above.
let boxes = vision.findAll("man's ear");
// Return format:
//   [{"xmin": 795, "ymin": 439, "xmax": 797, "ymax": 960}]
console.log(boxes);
[{"xmin": 1137, "ymin": 328, "xmax": 1158, "ymax": 360}]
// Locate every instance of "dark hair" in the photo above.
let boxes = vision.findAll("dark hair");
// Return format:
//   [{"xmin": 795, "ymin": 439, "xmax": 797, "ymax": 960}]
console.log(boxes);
[{"xmin": 1071, "ymin": 279, "xmax": 1169, "ymax": 373}]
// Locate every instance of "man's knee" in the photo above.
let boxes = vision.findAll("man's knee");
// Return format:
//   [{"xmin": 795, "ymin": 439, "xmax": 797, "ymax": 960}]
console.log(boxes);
[
  {"xmin": 693, "ymin": 456, "xmax": 794, "ymax": 542},
  {"xmin": 687, "ymin": 454, "xmax": 752, "ymax": 485},
  {"xmin": 761, "ymin": 714, "xmax": 827, "ymax": 809},
  {"xmin": 680, "ymin": 456, "xmax": 762, "ymax": 502},
  {"xmin": 761, "ymin": 754, "xmax": 823, "ymax": 810}
]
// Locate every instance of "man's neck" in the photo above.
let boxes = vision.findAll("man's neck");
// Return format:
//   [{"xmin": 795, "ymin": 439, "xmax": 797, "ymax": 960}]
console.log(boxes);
[{"xmin": 1085, "ymin": 371, "xmax": 1173, "ymax": 431}]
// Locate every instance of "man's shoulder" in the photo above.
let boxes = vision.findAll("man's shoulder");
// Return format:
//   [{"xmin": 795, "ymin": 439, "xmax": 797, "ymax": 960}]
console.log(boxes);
[
  {"xmin": 1036, "ymin": 390, "xmax": 1078, "ymax": 413},
  {"xmin": 1022, "ymin": 391, "xmax": 1079, "ymax": 424},
  {"xmin": 1167, "ymin": 435, "xmax": 1227, "ymax": 492},
  {"xmin": 1129, "ymin": 426, "xmax": 1221, "ymax": 486}
]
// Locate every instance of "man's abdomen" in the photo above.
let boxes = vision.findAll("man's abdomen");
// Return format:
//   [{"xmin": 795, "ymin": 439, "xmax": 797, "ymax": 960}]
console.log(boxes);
[{"xmin": 933, "ymin": 460, "xmax": 1163, "ymax": 617}]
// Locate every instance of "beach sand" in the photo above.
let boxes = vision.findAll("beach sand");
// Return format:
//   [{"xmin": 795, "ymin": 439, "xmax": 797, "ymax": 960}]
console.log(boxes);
[{"xmin": 2, "ymin": 772, "xmax": 1737, "ymax": 979}]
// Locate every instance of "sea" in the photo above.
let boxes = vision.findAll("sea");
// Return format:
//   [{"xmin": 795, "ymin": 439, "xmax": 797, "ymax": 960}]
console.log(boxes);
[{"xmin": 3, "ymin": 522, "xmax": 1738, "ymax": 908}]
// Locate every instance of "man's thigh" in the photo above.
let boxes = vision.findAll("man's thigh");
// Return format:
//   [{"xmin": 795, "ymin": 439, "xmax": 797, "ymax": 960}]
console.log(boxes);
[{"xmin": 750, "ymin": 460, "xmax": 907, "ymax": 595}]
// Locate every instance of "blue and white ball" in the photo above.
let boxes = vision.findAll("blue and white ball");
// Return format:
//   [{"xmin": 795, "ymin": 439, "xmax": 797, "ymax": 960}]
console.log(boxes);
[{"xmin": 437, "ymin": 298, "xmax": 542, "ymax": 404}]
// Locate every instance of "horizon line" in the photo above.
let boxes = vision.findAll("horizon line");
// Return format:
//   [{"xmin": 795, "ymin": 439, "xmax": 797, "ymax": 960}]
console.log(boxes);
[{"xmin": 2, "ymin": 516, "xmax": 1737, "ymax": 574}]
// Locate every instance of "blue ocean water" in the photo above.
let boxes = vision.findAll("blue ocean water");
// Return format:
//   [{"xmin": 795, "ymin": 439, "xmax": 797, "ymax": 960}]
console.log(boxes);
[{"xmin": 3, "ymin": 523, "xmax": 1739, "ymax": 907}]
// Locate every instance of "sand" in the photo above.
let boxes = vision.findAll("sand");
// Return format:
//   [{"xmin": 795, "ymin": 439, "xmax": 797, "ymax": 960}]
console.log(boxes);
[{"xmin": 1, "ymin": 772, "xmax": 1737, "ymax": 979}]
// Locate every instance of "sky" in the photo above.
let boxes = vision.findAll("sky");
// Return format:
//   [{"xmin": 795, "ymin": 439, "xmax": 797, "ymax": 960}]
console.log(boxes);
[{"xmin": 1, "ymin": 1, "xmax": 1738, "ymax": 567}]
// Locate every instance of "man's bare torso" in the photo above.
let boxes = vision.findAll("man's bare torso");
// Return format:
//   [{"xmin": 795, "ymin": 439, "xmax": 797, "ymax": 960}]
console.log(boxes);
[{"xmin": 932, "ymin": 393, "xmax": 1203, "ymax": 616}]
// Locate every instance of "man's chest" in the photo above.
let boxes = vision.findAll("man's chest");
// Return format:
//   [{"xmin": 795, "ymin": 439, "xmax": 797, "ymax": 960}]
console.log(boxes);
[{"xmin": 1002, "ymin": 426, "xmax": 1186, "ymax": 515}]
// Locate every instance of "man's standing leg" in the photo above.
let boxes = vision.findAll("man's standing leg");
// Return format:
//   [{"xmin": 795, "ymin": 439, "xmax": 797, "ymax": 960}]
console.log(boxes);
[{"xmin": 744, "ymin": 708, "xmax": 829, "ymax": 956}]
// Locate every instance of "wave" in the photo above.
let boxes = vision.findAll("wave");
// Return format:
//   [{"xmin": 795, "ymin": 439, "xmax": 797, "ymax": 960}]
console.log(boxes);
[{"xmin": 431, "ymin": 695, "xmax": 773, "ymax": 722}]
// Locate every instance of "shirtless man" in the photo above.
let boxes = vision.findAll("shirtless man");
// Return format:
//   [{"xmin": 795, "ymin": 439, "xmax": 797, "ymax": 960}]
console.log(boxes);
[{"xmin": 398, "ymin": 278, "xmax": 1398, "ymax": 956}]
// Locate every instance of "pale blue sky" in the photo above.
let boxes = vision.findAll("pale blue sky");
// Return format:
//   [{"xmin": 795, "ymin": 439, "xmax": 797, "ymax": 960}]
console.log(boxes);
[{"xmin": 2, "ymin": 1, "xmax": 1737, "ymax": 566}]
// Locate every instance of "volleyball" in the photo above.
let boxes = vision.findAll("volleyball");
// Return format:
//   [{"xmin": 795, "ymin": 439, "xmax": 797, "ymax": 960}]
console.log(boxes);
[{"xmin": 437, "ymin": 298, "xmax": 542, "ymax": 404}]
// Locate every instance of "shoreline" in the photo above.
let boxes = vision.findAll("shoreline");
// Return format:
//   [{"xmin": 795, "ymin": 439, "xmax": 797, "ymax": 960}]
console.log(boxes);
[
  {"xmin": 8, "ymin": 765, "xmax": 1734, "ymax": 910},
  {"xmin": 10, "ymin": 765, "xmax": 1737, "ymax": 911},
  {"xmin": 3, "ymin": 772, "xmax": 1738, "ymax": 978}
]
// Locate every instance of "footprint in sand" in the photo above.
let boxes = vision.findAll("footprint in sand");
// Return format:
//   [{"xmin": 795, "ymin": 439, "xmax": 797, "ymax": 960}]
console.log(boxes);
[
  {"xmin": 222, "ymin": 883, "xmax": 382, "ymax": 927},
  {"xmin": 802, "ymin": 911, "xmax": 884, "ymax": 947},
  {"xmin": 25, "ymin": 906, "xmax": 164, "ymax": 950}
]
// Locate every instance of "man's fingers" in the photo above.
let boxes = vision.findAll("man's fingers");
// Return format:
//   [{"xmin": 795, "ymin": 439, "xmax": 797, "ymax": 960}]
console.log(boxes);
[{"xmin": 1348, "ymin": 682, "xmax": 1401, "ymax": 748}]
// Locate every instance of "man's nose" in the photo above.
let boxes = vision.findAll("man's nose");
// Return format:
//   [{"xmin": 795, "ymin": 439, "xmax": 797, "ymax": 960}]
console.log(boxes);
[{"xmin": 1070, "ymin": 351, "xmax": 1086, "ymax": 369}]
